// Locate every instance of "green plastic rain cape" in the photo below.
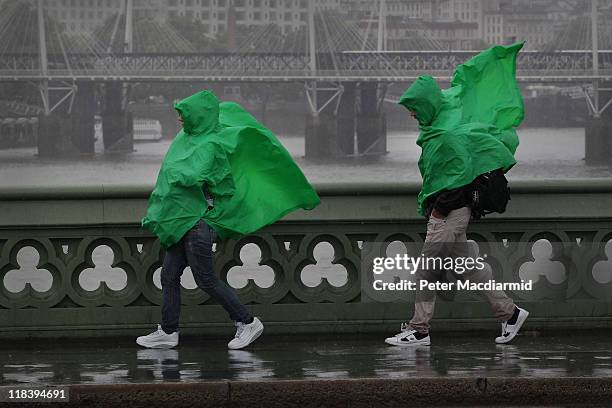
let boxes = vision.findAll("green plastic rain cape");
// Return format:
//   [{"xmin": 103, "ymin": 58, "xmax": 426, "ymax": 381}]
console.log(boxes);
[
  {"xmin": 399, "ymin": 42, "xmax": 525, "ymax": 215},
  {"xmin": 142, "ymin": 91, "xmax": 321, "ymax": 248}
]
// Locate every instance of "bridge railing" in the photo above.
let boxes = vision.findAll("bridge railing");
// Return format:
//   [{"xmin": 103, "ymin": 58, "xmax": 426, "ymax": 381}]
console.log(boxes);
[
  {"xmin": 1, "ymin": 51, "xmax": 612, "ymax": 81},
  {"xmin": 2, "ymin": 69, "xmax": 611, "ymax": 83},
  {"xmin": 1, "ymin": 180, "xmax": 611, "ymax": 338}
]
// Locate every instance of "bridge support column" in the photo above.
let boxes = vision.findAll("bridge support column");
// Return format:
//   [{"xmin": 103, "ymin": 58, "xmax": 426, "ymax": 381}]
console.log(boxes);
[
  {"xmin": 304, "ymin": 82, "xmax": 344, "ymax": 159},
  {"xmin": 102, "ymin": 82, "xmax": 133, "ymax": 154},
  {"xmin": 70, "ymin": 81, "xmax": 96, "ymax": 155},
  {"xmin": 0, "ymin": 122, "xmax": 15, "ymax": 149},
  {"xmin": 305, "ymin": 111, "xmax": 336, "ymax": 159},
  {"xmin": 356, "ymin": 83, "xmax": 387, "ymax": 156},
  {"xmin": 37, "ymin": 114, "xmax": 74, "ymax": 157},
  {"xmin": 304, "ymin": 82, "xmax": 387, "ymax": 158},
  {"xmin": 585, "ymin": 119, "xmax": 612, "ymax": 165},
  {"xmin": 336, "ymin": 82, "xmax": 357, "ymax": 156},
  {"xmin": 37, "ymin": 110, "xmax": 82, "ymax": 158},
  {"xmin": 305, "ymin": 82, "xmax": 358, "ymax": 158},
  {"xmin": 585, "ymin": 84, "xmax": 612, "ymax": 165},
  {"xmin": 36, "ymin": 116, "xmax": 56, "ymax": 157}
]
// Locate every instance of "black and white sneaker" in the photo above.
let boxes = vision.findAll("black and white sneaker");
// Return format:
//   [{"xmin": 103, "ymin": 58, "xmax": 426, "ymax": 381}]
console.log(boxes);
[
  {"xmin": 495, "ymin": 307, "xmax": 529, "ymax": 344},
  {"xmin": 385, "ymin": 324, "xmax": 430, "ymax": 347}
]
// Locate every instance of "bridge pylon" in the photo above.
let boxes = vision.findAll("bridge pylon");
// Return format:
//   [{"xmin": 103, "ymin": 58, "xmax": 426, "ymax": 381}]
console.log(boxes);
[
  {"xmin": 304, "ymin": 81, "xmax": 343, "ymax": 158},
  {"xmin": 584, "ymin": 0, "xmax": 612, "ymax": 165},
  {"xmin": 102, "ymin": 82, "xmax": 134, "ymax": 154},
  {"xmin": 585, "ymin": 82, "xmax": 612, "ymax": 165},
  {"xmin": 304, "ymin": 81, "xmax": 387, "ymax": 158},
  {"xmin": 34, "ymin": 0, "xmax": 95, "ymax": 157},
  {"xmin": 357, "ymin": 82, "xmax": 387, "ymax": 156}
]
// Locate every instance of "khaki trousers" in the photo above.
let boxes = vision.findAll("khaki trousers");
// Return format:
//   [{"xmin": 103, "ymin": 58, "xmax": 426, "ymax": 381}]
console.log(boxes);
[{"xmin": 409, "ymin": 207, "xmax": 515, "ymax": 334}]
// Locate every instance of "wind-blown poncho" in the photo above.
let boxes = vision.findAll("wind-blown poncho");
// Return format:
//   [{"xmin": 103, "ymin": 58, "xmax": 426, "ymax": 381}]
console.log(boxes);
[
  {"xmin": 399, "ymin": 42, "xmax": 525, "ymax": 215},
  {"xmin": 142, "ymin": 91, "xmax": 320, "ymax": 247}
]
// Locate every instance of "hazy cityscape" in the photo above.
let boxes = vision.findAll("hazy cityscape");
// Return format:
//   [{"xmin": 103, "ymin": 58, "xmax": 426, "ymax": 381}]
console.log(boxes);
[{"xmin": 25, "ymin": 0, "xmax": 612, "ymax": 51}]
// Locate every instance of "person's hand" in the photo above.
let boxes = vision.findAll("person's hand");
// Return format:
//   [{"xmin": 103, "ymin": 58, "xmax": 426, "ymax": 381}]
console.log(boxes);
[{"xmin": 431, "ymin": 208, "xmax": 445, "ymax": 220}]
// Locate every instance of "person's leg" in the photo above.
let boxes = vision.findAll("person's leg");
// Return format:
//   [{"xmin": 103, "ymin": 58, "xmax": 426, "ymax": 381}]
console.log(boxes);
[
  {"xmin": 453, "ymin": 214, "xmax": 528, "ymax": 344},
  {"xmin": 184, "ymin": 220, "xmax": 263, "ymax": 349},
  {"xmin": 386, "ymin": 207, "xmax": 470, "ymax": 346},
  {"xmin": 452, "ymin": 214, "xmax": 515, "ymax": 322},
  {"xmin": 462, "ymin": 262, "xmax": 516, "ymax": 321},
  {"xmin": 409, "ymin": 207, "xmax": 472, "ymax": 334},
  {"xmin": 463, "ymin": 261, "xmax": 528, "ymax": 343},
  {"xmin": 183, "ymin": 220, "xmax": 253, "ymax": 324},
  {"xmin": 160, "ymin": 241, "xmax": 188, "ymax": 334},
  {"xmin": 136, "ymin": 241, "xmax": 186, "ymax": 348},
  {"xmin": 407, "ymin": 259, "xmax": 439, "ymax": 335}
]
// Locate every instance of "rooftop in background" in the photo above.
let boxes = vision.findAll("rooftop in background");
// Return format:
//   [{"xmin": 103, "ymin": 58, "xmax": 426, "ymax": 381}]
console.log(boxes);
[{"xmin": 2, "ymin": 0, "xmax": 612, "ymax": 53}]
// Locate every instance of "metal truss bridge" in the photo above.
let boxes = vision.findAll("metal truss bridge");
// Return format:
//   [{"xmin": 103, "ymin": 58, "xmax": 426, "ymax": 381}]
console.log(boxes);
[
  {"xmin": 1, "ymin": 50, "xmax": 612, "ymax": 84},
  {"xmin": 1, "ymin": 0, "xmax": 611, "ymax": 118}
]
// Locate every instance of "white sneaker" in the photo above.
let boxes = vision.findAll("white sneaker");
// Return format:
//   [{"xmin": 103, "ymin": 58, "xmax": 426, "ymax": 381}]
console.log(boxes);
[
  {"xmin": 228, "ymin": 317, "xmax": 264, "ymax": 350},
  {"xmin": 136, "ymin": 325, "xmax": 179, "ymax": 349},
  {"xmin": 385, "ymin": 324, "xmax": 431, "ymax": 347},
  {"xmin": 495, "ymin": 307, "xmax": 529, "ymax": 344}
]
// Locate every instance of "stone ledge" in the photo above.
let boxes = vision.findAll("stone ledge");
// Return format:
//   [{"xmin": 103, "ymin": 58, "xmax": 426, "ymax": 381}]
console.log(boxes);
[
  {"xmin": 2, "ymin": 178, "xmax": 612, "ymax": 200},
  {"xmin": 6, "ymin": 378, "xmax": 612, "ymax": 408}
]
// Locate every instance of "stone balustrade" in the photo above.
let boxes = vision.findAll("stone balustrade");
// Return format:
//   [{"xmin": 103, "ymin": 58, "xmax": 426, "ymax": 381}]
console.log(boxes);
[{"xmin": 1, "ymin": 180, "xmax": 611, "ymax": 338}]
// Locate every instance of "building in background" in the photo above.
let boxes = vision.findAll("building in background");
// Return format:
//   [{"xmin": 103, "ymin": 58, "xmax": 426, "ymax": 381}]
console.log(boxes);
[
  {"xmin": 418, "ymin": 20, "xmax": 481, "ymax": 49},
  {"xmin": 46, "ymin": 0, "xmax": 167, "ymax": 34},
  {"xmin": 347, "ymin": 0, "xmax": 483, "ymax": 50},
  {"xmin": 133, "ymin": 0, "xmax": 168, "ymax": 21},
  {"xmin": 166, "ymin": 0, "xmax": 341, "ymax": 36},
  {"xmin": 484, "ymin": 0, "xmax": 559, "ymax": 49},
  {"xmin": 36, "ymin": 0, "xmax": 605, "ymax": 50}
]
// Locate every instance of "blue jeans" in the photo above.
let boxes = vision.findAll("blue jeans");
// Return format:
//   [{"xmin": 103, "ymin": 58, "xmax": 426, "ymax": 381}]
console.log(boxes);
[{"xmin": 161, "ymin": 219, "xmax": 253, "ymax": 334}]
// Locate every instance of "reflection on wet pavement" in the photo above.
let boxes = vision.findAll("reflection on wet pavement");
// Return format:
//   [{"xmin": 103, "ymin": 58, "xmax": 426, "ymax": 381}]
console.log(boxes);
[{"xmin": 1, "ymin": 332, "xmax": 611, "ymax": 385}]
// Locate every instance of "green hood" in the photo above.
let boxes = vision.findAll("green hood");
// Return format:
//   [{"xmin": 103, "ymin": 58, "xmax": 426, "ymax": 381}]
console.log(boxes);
[
  {"xmin": 174, "ymin": 90, "xmax": 220, "ymax": 135},
  {"xmin": 398, "ymin": 75, "xmax": 443, "ymax": 127},
  {"xmin": 398, "ymin": 43, "xmax": 524, "ymax": 216},
  {"xmin": 142, "ymin": 90, "xmax": 321, "ymax": 248}
]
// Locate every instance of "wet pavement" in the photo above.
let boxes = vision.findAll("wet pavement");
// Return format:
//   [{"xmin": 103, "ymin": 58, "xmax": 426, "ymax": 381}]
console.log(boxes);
[{"xmin": 1, "ymin": 331, "xmax": 611, "ymax": 386}]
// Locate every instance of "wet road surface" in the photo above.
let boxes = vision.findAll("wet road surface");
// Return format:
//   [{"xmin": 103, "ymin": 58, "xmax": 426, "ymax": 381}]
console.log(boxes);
[{"xmin": 1, "ymin": 331, "xmax": 611, "ymax": 385}]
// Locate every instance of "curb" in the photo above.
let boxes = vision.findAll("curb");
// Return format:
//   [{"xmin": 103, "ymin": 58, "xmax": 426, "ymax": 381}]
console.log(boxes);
[{"xmin": 5, "ymin": 377, "xmax": 612, "ymax": 407}]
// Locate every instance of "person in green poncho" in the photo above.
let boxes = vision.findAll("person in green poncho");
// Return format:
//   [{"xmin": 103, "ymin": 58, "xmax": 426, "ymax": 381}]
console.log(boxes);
[
  {"xmin": 385, "ymin": 43, "xmax": 529, "ymax": 347},
  {"xmin": 136, "ymin": 90, "xmax": 320, "ymax": 350}
]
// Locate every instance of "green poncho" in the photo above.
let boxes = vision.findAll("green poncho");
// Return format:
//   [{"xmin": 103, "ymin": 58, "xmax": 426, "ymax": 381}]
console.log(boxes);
[
  {"xmin": 142, "ymin": 91, "xmax": 321, "ymax": 247},
  {"xmin": 399, "ymin": 42, "xmax": 525, "ymax": 215}
]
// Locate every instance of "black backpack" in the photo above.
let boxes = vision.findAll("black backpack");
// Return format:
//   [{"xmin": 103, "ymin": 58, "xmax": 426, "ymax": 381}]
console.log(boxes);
[{"xmin": 470, "ymin": 169, "xmax": 511, "ymax": 219}]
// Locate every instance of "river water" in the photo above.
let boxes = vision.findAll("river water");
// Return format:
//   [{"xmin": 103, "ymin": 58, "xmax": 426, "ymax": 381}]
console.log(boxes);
[{"xmin": 1, "ymin": 128, "xmax": 611, "ymax": 188}]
